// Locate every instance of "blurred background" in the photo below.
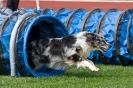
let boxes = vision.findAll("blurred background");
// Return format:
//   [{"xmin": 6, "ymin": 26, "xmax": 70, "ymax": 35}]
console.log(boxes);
[{"xmin": 2, "ymin": 0, "xmax": 133, "ymax": 11}]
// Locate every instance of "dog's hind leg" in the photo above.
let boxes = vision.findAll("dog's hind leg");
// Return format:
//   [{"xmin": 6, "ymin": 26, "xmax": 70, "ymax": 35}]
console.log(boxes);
[{"xmin": 77, "ymin": 59, "xmax": 99, "ymax": 72}]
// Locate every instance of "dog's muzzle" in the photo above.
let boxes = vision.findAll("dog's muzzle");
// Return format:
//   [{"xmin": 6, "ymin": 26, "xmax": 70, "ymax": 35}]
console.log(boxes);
[{"xmin": 98, "ymin": 43, "xmax": 111, "ymax": 52}]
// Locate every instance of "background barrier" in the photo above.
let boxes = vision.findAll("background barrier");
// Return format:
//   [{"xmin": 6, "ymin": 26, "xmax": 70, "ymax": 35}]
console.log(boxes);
[{"xmin": 0, "ymin": 7, "xmax": 133, "ymax": 77}]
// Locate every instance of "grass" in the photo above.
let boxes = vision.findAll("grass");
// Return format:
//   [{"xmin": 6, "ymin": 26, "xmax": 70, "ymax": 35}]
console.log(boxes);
[{"xmin": 0, "ymin": 65, "xmax": 133, "ymax": 88}]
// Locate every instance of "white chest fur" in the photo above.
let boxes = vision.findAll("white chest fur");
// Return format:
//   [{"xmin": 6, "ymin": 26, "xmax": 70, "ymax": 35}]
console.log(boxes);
[{"xmin": 74, "ymin": 38, "xmax": 95, "ymax": 59}]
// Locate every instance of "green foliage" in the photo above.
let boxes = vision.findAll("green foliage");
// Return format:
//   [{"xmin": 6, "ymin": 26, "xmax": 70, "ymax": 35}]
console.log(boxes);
[{"xmin": 0, "ymin": 65, "xmax": 133, "ymax": 88}]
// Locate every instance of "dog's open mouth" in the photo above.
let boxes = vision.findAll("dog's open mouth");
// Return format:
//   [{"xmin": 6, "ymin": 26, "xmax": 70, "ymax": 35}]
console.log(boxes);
[{"xmin": 99, "ymin": 46, "xmax": 107, "ymax": 52}]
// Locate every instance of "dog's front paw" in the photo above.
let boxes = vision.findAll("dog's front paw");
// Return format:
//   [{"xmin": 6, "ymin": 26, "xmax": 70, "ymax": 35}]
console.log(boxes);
[{"xmin": 92, "ymin": 67, "xmax": 99, "ymax": 72}]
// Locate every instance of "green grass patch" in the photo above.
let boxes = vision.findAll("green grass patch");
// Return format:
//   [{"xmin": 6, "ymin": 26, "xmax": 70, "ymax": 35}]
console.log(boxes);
[{"xmin": 0, "ymin": 65, "xmax": 133, "ymax": 88}]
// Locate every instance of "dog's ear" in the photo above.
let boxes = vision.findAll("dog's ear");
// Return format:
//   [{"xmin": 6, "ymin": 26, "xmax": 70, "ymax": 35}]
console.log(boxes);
[
  {"xmin": 84, "ymin": 32, "xmax": 92, "ymax": 38},
  {"xmin": 84, "ymin": 33, "xmax": 97, "ymax": 41}
]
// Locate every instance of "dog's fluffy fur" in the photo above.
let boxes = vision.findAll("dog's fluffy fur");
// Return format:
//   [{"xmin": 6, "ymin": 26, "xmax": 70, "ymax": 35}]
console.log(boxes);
[{"xmin": 27, "ymin": 31, "xmax": 110, "ymax": 72}]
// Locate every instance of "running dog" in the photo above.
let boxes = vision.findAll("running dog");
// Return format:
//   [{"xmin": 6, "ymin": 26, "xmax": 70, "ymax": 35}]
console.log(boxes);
[{"xmin": 27, "ymin": 31, "xmax": 110, "ymax": 72}]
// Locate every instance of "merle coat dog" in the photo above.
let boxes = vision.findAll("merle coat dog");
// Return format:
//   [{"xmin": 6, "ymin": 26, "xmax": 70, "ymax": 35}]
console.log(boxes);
[{"xmin": 27, "ymin": 31, "xmax": 110, "ymax": 72}]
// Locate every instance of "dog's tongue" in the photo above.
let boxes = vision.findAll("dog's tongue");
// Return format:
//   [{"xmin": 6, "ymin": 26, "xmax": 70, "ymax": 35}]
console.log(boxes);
[{"xmin": 100, "ymin": 47, "xmax": 106, "ymax": 52}]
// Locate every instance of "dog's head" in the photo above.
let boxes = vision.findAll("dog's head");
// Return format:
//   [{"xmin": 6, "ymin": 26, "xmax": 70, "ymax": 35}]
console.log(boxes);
[{"xmin": 83, "ymin": 32, "xmax": 110, "ymax": 52}]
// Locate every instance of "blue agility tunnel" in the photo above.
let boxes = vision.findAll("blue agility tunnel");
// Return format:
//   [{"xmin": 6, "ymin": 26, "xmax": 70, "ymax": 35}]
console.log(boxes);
[
  {"xmin": 0, "ymin": 8, "xmax": 68, "ymax": 77},
  {"xmin": 127, "ymin": 12, "xmax": 133, "ymax": 57},
  {"xmin": 97, "ymin": 9, "xmax": 122, "ymax": 65},
  {"xmin": 0, "ymin": 8, "xmax": 13, "ymax": 75},
  {"xmin": 114, "ymin": 9, "xmax": 133, "ymax": 66},
  {"xmin": 54, "ymin": 8, "xmax": 87, "ymax": 34},
  {"xmin": 1, "ymin": 7, "xmax": 133, "ymax": 77}
]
